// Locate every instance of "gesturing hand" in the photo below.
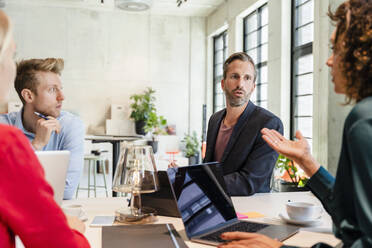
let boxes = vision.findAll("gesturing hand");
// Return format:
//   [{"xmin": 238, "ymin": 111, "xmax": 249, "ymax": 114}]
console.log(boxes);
[
  {"xmin": 218, "ymin": 232, "xmax": 282, "ymax": 248},
  {"xmin": 261, "ymin": 128, "xmax": 320, "ymax": 177},
  {"xmin": 32, "ymin": 116, "xmax": 61, "ymax": 150}
]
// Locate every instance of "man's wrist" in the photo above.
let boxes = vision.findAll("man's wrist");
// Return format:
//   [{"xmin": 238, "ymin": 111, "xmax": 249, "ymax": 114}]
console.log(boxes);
[{"xmin": 31, "ymin": 140, "xmax": 44, "ymax": 150}]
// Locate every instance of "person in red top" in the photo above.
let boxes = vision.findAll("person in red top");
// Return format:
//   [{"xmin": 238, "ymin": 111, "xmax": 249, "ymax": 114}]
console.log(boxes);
[{"xmin": 0, "ymin": 10, "xmax": 90, "ymax": 248}]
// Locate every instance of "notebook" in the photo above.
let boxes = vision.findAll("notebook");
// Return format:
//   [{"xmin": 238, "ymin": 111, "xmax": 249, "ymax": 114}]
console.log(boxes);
[
  {"xmin": 141, "ymin": 162, "xmax": 226, "ymax": 217},
  {"xmin": 102, "ymin": 224, "xmax": 188, "ymax": 248},
  {"xmin": 167, "ymin": 164, "xmax": 299, "ymax": 246},
  {"xmin": 36, "ymin": 151, "xmax": 70, "ymax": 205}
]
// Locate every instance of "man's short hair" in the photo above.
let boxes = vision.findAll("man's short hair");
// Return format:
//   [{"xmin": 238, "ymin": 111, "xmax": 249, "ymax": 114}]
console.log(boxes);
[
  {"xmin": 223, "ymin": 52, "xmax": 257, "ymax": 82},
  {"xmin": 15, "ymin": 58, "xmax": 64, "ymax": 104}
]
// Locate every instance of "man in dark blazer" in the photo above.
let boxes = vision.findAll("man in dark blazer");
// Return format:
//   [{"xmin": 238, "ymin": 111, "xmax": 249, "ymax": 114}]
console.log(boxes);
[{"xmin": 204, "ymin": 52, "xmax": 283, "ymax": 196}]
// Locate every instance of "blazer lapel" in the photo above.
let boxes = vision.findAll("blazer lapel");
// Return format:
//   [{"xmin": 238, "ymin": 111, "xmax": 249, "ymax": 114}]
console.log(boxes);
[
  {"xmin": 220, "ymin": 101, "xmax": 256, "ymax": 163},
  {"xmin": 205, "ymin": 109, "xmax": 226, "ymax": 162}
]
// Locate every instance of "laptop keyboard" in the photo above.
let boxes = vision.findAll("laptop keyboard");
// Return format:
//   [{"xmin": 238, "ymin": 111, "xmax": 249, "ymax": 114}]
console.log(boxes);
[{"xmin": 200, "ymin": 221, "xmax": 269, "ymax": 243}]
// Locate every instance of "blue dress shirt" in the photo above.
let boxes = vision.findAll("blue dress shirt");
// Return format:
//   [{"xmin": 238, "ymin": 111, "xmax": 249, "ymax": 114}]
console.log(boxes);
[{"xmin": 0, "ymin": 110, "xmax": 85, "ymax": 200}]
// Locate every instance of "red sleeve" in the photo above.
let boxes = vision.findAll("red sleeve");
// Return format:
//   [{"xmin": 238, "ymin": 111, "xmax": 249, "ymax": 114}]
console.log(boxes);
[{"xmin": 0, "ymin": 125, "xmax": 90, "ymax": 248}]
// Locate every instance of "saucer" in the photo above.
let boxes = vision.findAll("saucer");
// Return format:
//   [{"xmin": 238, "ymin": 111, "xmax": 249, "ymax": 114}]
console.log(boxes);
[{"xmin": 279, "ymin": 212, "xmax": 322, "ymax": 226}]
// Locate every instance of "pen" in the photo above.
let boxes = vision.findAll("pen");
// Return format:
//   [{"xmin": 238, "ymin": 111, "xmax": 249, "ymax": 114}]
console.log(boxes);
[
  {"xmin": 166, "ymin": 223, "xmax": 180, "ymax": 248},
  {"xmin": 34, "ymin": 111, "xmax": 49, "ymax": 120}
]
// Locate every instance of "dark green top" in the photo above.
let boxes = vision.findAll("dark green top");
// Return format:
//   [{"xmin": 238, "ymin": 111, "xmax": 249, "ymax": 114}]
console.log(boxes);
[{"xmin": 283, "ymin": 96, "xmax": 372, "ymax": 248}]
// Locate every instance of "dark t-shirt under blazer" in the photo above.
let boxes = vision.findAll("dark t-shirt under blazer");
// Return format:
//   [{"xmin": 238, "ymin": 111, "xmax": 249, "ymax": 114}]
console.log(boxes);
[
  {"xmin": 204, "ymin": 101, "xmax": 283, "ymax": 196},
  {"xmin": 214, "ymin": 121, "xmax": 235, "ymax": 163}
]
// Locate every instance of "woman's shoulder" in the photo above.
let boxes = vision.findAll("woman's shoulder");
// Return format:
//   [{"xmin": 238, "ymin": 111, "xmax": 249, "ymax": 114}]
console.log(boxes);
[
  {"xmin": 0, "ymin": 124, "xmax": 29, "ymax": 147},
  {"xmin": 345, "ymin": 96, "xmax": 372, "ymax": 136},
  {"xmin": 345, "ymin": 96, "xmax": 372, "ymax": 129},
  {"xmin": 0, "ymin": 123, "xmax": 24, "ymax": 136}
]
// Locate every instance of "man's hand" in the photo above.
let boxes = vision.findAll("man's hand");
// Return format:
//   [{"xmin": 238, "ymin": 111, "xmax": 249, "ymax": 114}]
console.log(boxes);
[
  {"xmin": 66, "ymin": 215, "xmax": 86, "ymax": 234},
  {"xmin": 218, "ymin": 232, "xmax": 282, "ymax": 248},
  {"xmin": 31, "ymin": 116, "xmax": 61, "ymax": 150}
]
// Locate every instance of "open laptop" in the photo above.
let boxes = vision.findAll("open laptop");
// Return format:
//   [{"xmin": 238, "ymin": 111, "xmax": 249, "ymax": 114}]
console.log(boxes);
[
  {"xmin": 35, "ymin": 151, "xmax": 70, "ymax": 205},
  {"xmin": 167, "ymin": 165, "xmax": 299, "ymax": 246},
  {"xmin": 142, "ymin": 162, "xmax": 226, "ymax": 217}
]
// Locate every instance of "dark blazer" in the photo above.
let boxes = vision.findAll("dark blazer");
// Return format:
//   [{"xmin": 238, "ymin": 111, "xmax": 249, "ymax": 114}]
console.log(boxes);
[{"xmin": 204, "ymin": 101, "xmax": 283, "ymax": 196}]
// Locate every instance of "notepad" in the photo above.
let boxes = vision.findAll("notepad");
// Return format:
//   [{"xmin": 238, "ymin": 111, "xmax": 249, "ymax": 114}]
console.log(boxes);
[
  {"xmin": 102, "ymin": 224, "xmax": 188, "ymax": 248},
  {"xmin": 237, "ymin": 212, "xmax": 265, "ymax": 219}
]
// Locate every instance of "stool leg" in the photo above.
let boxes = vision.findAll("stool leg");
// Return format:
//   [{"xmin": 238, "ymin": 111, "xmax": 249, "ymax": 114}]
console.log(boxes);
[
  {"xmin": 101, "ymin": 160, "xmax": 108, "ymax": 197},
  {"xmin": 93, "ymin": 160, "xmax": 97, "ymax": 197},
  {"xmin": 88, "ymin": 160, "xmax": 91, "ymax": 198}
]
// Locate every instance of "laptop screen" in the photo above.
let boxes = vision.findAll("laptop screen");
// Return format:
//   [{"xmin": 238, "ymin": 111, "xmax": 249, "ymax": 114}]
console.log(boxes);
[{"xmin": 167, "ymin": 164, "xmax": 237, "ymax": 238}]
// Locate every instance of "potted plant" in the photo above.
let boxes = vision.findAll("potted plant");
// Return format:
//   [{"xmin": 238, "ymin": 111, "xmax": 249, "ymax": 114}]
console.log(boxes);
[
  {"xmin": 144, "ymin": 111, "xmax": 167, "ymax": 154},
  {"xmin": 129, "ymin": 87, "xmax": 156, "ymax": 135},
  {"xmin": 274, "ymin": 154, "xmax": 309, "ymax": 192},
  {"xmin": 181, "ymin": 131, "xmax": 200, "ymax": 165}
]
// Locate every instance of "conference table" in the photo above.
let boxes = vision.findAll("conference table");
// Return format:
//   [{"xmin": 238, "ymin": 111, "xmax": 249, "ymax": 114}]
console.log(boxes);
[{"xmin": 64, "ymin": 192, "xmax": 341, "ymax": 248}]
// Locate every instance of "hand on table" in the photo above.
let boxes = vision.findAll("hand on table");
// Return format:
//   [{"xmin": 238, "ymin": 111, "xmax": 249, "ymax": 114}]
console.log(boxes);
[
  {"xmin": 32, "ymin": 116, "xmax": 61, "ymax": 150},
  {"xmin": 218, "ymin": 232, "xmax": 282, "ymax": 248},
  {"xmin": 261, "ymin": 128, "xmax": 320, "ymax": 177},
  {"xmin": 66, "ymin": 215, "xmax": 86, "ymax": 234}
]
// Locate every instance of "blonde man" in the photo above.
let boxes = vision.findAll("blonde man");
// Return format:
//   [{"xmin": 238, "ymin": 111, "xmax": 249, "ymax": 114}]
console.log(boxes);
[{"xmin": 0, "ymin": 58, "xmax": 84, "ymax": 200}]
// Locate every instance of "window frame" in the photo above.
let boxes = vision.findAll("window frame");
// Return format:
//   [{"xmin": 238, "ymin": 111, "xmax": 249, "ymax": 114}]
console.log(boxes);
[
  {"xmin": 212, "ymin": 31, "xmax": 228, "ymax": 113},
  {"xmin": 243, "ymin": 3, "xmax": 268, "ymax": 108},
  {"xmin": 290, "ymin": 0, "xmax": 314, "ymax": 143}
]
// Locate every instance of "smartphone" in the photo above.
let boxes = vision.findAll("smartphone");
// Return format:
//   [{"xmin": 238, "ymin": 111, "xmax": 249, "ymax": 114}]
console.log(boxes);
[{"xmin": 90, "ymin": 216, "xmax": 115, "ymax": 227}]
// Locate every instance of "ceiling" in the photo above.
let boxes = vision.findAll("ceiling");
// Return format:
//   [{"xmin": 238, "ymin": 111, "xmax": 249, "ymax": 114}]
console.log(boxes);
[
  {"xmin": 8, "ymin": 0, "xmax": 226, "ymax": 17},
  {"xmin": 150, "ymin": 0, "xmax": 225, "ymax": 17}
]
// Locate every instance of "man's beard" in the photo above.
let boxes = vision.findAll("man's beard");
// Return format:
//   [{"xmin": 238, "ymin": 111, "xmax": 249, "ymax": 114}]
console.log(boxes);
[{"xmin": 224, "ymin": 87, "xmax": 250, "ymax": 107}]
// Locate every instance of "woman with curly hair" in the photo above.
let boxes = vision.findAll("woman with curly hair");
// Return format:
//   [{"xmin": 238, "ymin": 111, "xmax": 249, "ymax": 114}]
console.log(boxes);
[{"xmin": 219, "ymin": 0, "xmax": 372, "ymax": 247}]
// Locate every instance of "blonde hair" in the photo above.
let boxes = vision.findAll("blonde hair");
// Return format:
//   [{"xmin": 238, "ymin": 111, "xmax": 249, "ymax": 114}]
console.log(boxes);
[
  {"xmin": 0, "ymin": 10, "xmax": 12, "ymax": 62},
  {"xmin": 15, "ymin": 58, "xmax": 64, "ymax": 104}
]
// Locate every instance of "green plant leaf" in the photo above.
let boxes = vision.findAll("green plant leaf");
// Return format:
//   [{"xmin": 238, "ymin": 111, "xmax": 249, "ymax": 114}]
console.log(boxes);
[{"xmin": 181, "ymin": 131, "xmax": 200, "ymax": 157}]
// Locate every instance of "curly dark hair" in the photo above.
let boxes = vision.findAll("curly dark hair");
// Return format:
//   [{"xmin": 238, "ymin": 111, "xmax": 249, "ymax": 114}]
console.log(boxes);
[{"xmin": 328, "ymin": 0, "xmax": 372, "ymax": 103}]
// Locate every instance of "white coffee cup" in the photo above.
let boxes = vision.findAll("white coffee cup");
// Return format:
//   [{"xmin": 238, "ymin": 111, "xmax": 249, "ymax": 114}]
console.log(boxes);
[
  {"xmin": 286, "ymin": 202, "xmax": 322, "ymax": 221},
  {"xmin": 62, "ymin": 204, "xmax": 84, "ymax": 218}
]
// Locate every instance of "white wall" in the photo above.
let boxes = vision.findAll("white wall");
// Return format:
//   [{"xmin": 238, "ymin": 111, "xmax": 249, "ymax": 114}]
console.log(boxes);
[{"xmin": 3, "ymin": 2, "xmax": 206, "ymax": 139}]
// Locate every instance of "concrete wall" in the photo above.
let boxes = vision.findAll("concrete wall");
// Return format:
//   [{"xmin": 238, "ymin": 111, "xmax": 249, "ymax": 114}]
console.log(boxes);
[
  {"xmin": 3, "ymin": 2, "xmax": 206, "ymax": 139},
  {"xmin": 313, "ymin": 0, "xmax": 351, "ymax": 175}
]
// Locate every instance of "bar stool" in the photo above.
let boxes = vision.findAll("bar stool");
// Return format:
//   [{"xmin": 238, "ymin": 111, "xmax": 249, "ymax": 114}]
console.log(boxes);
[{"xmin": 76, "ymin": 154, "xmax": 109, "ymax": 198}]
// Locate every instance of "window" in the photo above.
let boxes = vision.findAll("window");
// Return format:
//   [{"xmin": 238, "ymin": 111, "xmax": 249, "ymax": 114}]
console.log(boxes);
[
  {"xmin": 243, "ymin": 4, "xmax": 268, "ymax": 108},
  {"xmin": 291, "ymin": 0, "xmax": 314, "ymax": 148},
  {"xmin": 213, "ymin": 31, "xmax": 228, "ymax": 113}
]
